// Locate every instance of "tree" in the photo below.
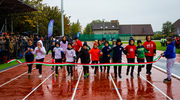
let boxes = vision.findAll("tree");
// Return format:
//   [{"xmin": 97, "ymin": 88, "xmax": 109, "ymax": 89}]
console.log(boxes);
[
  {"xmin": 162, "ymin": 21, "xmax": 175, "ymax": 36},
  {"xmin": 11, "ymin": 0, "xmax": 70, "ymax": 37},
  {"xmin": 70, "ymin": 22, "xmax": 81, "ymax": 36}
]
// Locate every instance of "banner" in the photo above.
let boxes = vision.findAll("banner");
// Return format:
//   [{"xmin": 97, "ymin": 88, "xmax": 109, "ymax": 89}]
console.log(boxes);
[
  {"xmin": 77, "ymin": 32, "xmax": 80, "ymax": 38},
  {"xmin": 48, "ymin": 19, "xmax": 54, "ymax": 38},
  {"xmin": 7, "ymin": 55, "xmax": 162, "ymax": 67}
]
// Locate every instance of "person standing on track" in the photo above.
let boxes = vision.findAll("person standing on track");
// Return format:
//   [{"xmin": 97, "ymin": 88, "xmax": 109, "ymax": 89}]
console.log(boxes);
[
  {"xmin": 125, "ymin": 38, "xmax": 137, "ymax": 78},
  {"xmin": 101, "ymin": 41, "xmax": 111, "ymax": 75},
  {"xmin": 78, "ymin": 43, "xmax": 90, "ymax": 78},
  {"xmin": 74, "ymin": 37, "xmax": 82, "ymax": 63},
  {"xmin": 161, "ymin": 37, "xmax": 176, "ymax": 82},
  {"xmin": 53, "ymin": 42, "xmax": 64, "ymax": 77},
  {"xmin": 46, "ymin": 41, "xmax": 56, "ymax": 70},
  {"xmin": 89, "ymin": 42, "xmax": 103, "ymax": 75},
  {"xmin": 136, "ymin": 40, "xmax": 150, "ymax": 76},
  {"xmin": 60, "ymin": 36, "xmax": 68, "ymax": 52},
  {"xmin": 25, "ymin": 38, "xmax": 35, "ymax": 78},
  {"xmin": 109, "ymin": 39, "xmax": 127, "ymax": 78},
  {"xmin": 64, "ymin": 43, "xmax": 76, "ymax": 79},
  {"xmin": 143, "ymin": 35, "xmax": 156, "ymax": 75},
  {"xmin": 31, "ymin": 40, "xmax": 46, "ymax": 78},
  {"xmin": 98, "ymin": 40, "xmax": 104, "ymax": 72}
]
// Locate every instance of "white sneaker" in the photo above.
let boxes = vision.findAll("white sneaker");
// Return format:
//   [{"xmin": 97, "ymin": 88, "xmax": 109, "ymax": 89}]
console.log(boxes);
[{"xmin": 39, "ymin": 75, "xmax": 42, "ymax": 78}]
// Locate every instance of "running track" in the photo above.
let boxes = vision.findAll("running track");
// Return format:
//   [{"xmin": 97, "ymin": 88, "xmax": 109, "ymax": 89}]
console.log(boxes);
[{"xmin": 0, "ymin": 43, "xmax": 180, "ymax": 100}]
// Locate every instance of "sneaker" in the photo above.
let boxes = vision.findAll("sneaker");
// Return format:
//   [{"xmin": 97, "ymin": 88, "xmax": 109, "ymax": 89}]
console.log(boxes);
[
  {"xmin": 87, "ymin": 73, "xmax": 89, "ymax": 78},
  {"xmin": 71, "ymin": 77, "xmax": 73, "ymax": 79},
  {"xmin": 39, "ymin": 75, "xmax": 42, "ymax": 78},
  {"xmin": 51, "ymin": 67, "xmax": 54, "ymax": 70},
  {"xmin": 84, "ymin": 75, "xmax": 86, "ymax": 78},
  {"xmin": 119, "ymin": 75, "xmax": 122, "ymax": 78},
  {"xmin": 163, "ymin": 78, "xmax": 171, "ymax": 83},
  {"xmin": 126, "ymin": 72, "xmax": 128, "ymax": 76},
  {"xmin": 55, "ymin": 74, "xmax": 58, "ymax": 77},
  {"xmin": 146, "ymin": 72, "xmax": 149, "ymax": 75},
  {"xmin": 28, "ymin": 73, "xmax": 31, "ymax": 78},
  {"xmin": 131, "ymin": 74, "xmax": 134, "ymax": 78}
]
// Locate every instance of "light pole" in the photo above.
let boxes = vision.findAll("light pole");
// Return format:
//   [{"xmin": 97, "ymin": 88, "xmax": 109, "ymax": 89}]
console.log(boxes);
[{"xmin": 61, "ymin": 0, "xmax": 64, "ymax": 36}]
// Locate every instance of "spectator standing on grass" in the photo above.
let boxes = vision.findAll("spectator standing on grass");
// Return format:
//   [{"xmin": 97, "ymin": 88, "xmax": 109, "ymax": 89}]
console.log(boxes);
[
  {"xmin": 161, "ymin": 37, "xmax": 176, "ymax": 83},
  {"xmin": 143, "ymin": 35, "xmax": 156, "ymax": 75},
  {"xmin": 25, "ymin": 39, "xmax": 35, "ymax": 78},
  {"xmin": 31, "ymin": 40, "xmax": 46, "ymax": 78}
]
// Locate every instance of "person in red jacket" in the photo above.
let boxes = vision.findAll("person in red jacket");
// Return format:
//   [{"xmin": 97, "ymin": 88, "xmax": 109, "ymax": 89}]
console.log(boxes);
[
  {"xmin": 89, "ymin": 42, "xmax": 103, "ymax": 75},
  {"xmin": 143, "ymin": 35, "xmax": 156, "ymax": 75},
  {"xmin": 125, "ymin": 38, "xmax": 137, "ymax": 78},
  {"xmin": 74, "ymin": 37, "xmax": 82, "ymax": 62}
]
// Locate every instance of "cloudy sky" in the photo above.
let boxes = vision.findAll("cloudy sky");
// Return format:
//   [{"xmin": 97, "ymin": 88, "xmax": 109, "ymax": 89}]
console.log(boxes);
[{"xmin": 42, "ymin": 0, "xmax": 180, "ymax": 32}]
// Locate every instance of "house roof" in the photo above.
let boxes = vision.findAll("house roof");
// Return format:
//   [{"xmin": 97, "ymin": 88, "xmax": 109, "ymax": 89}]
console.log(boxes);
[
  {"xmin": 92, "ymin": 22, "xmax": 119, "ymax": 30},
  {"xmin": 119, "ymin": 24, "xmax": 154, "ymax": 36},
  {"xmin": 173, "ymin": 19, "xmax": 180, "ymax": 35},
  {"xmin": 0, "ymin": 0, "xmax": 39, "ymax": 15}
]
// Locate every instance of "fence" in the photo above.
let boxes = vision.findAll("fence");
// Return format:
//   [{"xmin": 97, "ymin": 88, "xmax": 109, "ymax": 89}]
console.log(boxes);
[{"xmin": 79, "ymin": 34, "xmax": 132, "ymax": 41}]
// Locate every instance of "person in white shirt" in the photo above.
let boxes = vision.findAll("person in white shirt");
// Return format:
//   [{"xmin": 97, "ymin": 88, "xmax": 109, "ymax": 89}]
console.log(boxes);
[
  {"xmin": 53, "ymin": 42, "xmax": 64, "ymax": 77},
  {"xmin": 31, "ymin": 40, "xmax": 46, "ymax": 78},
  {"xmin": 64, "ymin": 43, "xmax": 76, "ymax": 79}
]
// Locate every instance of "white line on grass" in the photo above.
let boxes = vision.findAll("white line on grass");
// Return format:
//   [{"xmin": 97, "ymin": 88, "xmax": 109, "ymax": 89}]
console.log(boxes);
[
  {"xmin": 0, "ymin": 59, "xmax": 51, "ymax": 88},
  {"xmin": 134, "ymin": 70, "xmax": 172, "ymax": 100},
  {"xmin": 109, "ymin": 74, "xmax": 123, "ymax": 100},
  {"xmin": 71, "ymin": 67, "xmax": 83, "ymax": 100},
  {"xmin": 22, "ymin": 71, "xmax": 55, "ymax": 100}
]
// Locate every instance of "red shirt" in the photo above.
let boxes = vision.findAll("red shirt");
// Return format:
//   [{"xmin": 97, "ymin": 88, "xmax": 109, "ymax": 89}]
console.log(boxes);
[
  {"xmin": 143, "ymin": 41, "xmax": 156, "ymax": 56},
  {"xmin": 73, "ymin": 40, "xmax": 82, "ymax": 51},
  {"xmin": 175, "ymin": 38, "xmax": 179, "ymax": 44},
  {"xmin": 125, "ymin": 45, "xmax": 136, "ymax": 58},
  {"xmin": 89, "ymin": 48, "xmax": 101, "ymax": 61}
]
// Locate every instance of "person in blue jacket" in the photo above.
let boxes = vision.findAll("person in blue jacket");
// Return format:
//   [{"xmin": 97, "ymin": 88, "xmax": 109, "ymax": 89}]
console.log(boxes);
[
  {"xmin": 109, "ymin": 38, "xmax": 127, "ymax": 78},
  {"xmin": 46, "ymin": 41, "xmax": 56, "ymax": 70},
  {"xmin": 101, "ymin": 41, "xmax": 111, "ymax": 75},
  {"xmin": 161, "ymin": 37, "xmax": 176, "ymax": 83},
  {"xmin": 25, "ymin": 38, "xmax": 35, "ymax": 78}
]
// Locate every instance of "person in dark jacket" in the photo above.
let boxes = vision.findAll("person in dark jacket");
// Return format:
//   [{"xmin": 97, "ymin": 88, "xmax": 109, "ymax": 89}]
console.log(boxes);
[
  {"xmin": 25, "ymin": 39, "xmax": 35, "ymax": 78},
  {"xmin": 46, "ymin": 41, "xmax": 56, "ymax": 70},
  {"xmin": 78, "ymin": 43, "xmax": 90, "ymax": 78},
  {"xmin": 161, "ymin": 37, "xmax": 176, "ymax": 83},
  {"xmin": 101, "ymin": 41, "xmax": 111, "ymax": 75},
  {"xmin": 109, "ymin": 39, "xmax": 127, "ymax": 78}
]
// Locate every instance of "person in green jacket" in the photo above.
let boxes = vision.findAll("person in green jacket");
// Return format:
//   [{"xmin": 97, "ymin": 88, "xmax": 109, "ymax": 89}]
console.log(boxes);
[
  {"xmin": 136, "ymin": 40, "xmax": 150, "ymax": 76},
  {"xmin": 98, "ymin": 40, "xmax": 104, "ymax": 72}
]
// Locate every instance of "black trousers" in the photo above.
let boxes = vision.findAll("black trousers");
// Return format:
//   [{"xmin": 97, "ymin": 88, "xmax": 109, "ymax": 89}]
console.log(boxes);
[
  {"xmin": 113, "ymin": 58, "xmax": 122, "ymax": 77},
  {"xmin": 99, "ymin": 58, "xmax": 103, "ymax": 72},
  {"xmin": 127, "ymin": 58, "xmax": 135, "ymax": 75},
  {"xmin": 92, "ymin": 61, "xmax": 98, "ymax": 74},
  {"xmin": 67, "ymin": 62, "xmax": 73, "ymax": 77},
  {"xmin": 83, "ymin": 65, "xmax": 89, "ymax": 75},
  {"xmin": 137, "ymin": 58, "xmax": 145, "ymax": 74},
  {"xmin": 103, "ymin": 59, "xmax": 110, "ymax": 74},
  {"xmin": 36, "ymin": 58, "xmax": 44, "ymax": 75},
  {"xmin": 55, "ymin": 59, "xmax": 62, "ymax": 74},
  {"xmin": 145, "ymin": 56, "xmax": 153, "ymax": 73},
  {"xmin": 28, "ymin": 64, "xmax": 33, "ymax": 74}
]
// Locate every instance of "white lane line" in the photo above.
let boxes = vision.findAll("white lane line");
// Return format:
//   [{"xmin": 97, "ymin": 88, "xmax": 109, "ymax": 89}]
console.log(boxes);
[
  {"xmin": 109, "ymin": 74, "xmax": 123, "ymax": 100},
  {"xmin": 0, "ymin": 59, "xmax": 51, "ymax": 88},
  {"xmin": 153, "ymin": 65, "xmax": 180, "ymax": 80},
  {"xmin": 0, "ymin": 67, "xmax": 35, "ymax": 88},
  {"xmin": 22, "ymin": 71, "xmax": 55, "ymax": 100},
  {"xmin": 134, "ymin": 70, "xmax": 173, "ymax": 100},
  {"xmin": 71, "ymin": 66, "xmax": 83, "ymax": 100},
  {"xmin": 121, "ymin": 59, "xmax": 172, "ymax": 100}
]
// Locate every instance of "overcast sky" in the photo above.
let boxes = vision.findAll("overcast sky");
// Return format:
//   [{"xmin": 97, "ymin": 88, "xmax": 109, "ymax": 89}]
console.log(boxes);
[{"xmin": 42, "ymin": 0, "xmax": 180, "ymax": 32}]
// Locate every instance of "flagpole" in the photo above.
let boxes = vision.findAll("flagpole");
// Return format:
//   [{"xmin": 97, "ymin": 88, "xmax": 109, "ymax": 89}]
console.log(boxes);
[{"xmin": 61, "ymin": 0, "xmax": 64, "ymax": 36}]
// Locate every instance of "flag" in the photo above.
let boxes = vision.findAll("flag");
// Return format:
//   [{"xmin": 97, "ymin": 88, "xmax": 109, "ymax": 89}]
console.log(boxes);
[
  {"xmin": 77, "ymin": 31, "xmax": 80, "ymax": 38},
  {"xmin": 48, "ymin": 19, "xmax": 54, "ymax": 38}
]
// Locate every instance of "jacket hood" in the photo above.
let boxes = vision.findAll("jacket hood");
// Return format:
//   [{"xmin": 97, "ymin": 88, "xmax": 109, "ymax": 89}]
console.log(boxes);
[
  {"xmin": 37, "ymin": 40, "xmax": 43, "ymax": 47},
  {"xmin": 169, "ymin": 42, "xmax": 175, "ymax": 46},
  {"xmin": 129, "ymin": 38, "xmax": 135, "ymax": 45}
]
